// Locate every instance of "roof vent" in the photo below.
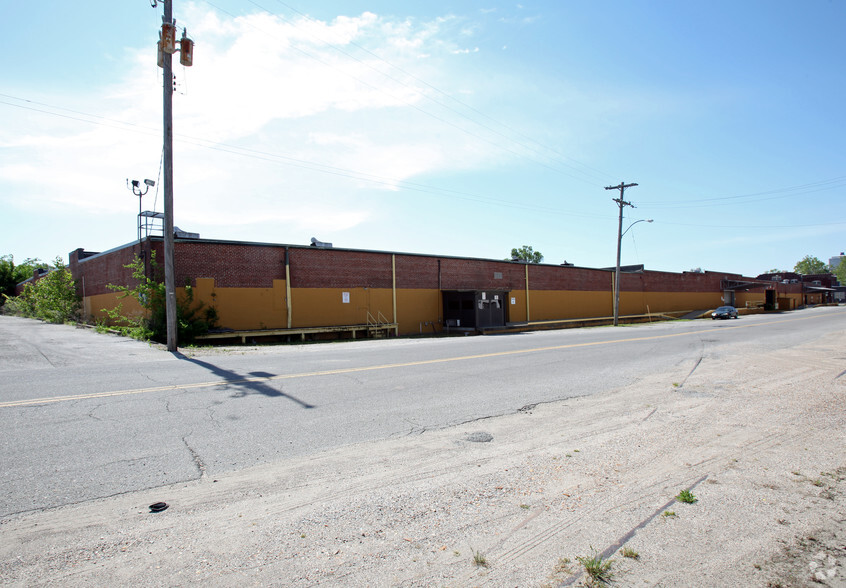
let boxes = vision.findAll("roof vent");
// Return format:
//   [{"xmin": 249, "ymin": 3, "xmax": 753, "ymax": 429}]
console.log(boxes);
[
  {"xmin": 174, "ymin": 227, "xmax": 199, "ymax": 239},
  {"xmin": 310, "ymin": 237, "xmax": 332, "ymax": 248}
]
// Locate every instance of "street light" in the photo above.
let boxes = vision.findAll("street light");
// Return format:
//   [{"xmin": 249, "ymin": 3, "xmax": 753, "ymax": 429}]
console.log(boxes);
[
  {"xmin": 128, "ymin": 178, "xmax": 156, "ymax": 244},
  {"xmin": 621, "ymin": 218, "xmax": 653, "ymax": 239},
  {"xmin": 614, "ymin": 218, "xmax": 653, "ymax": 326}
]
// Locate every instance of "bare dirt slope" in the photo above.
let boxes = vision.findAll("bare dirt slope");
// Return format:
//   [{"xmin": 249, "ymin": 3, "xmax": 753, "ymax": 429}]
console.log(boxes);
[{"xmin": 2, "ymin": 331, "xmax": 845, "ymax": 587}]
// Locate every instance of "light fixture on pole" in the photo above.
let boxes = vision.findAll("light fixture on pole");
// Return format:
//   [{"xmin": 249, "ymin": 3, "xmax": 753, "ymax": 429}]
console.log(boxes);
[
  {"xmin": 128, "ymin": 178, "xmax": 156, "ymax": 244},
  {"xmin": 622, "ymin": 218, "xmax": 653, "ymax": 239},
  {"xmin": 613, "ymin": 218, "xmax": 653, "ymax": 325}
]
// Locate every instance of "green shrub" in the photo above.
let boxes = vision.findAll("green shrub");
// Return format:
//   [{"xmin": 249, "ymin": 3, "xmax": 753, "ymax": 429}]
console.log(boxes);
[
  {"xmin": 2, "ymin": 258, "xmax": 80, "ymax": 324},
  {"xmin": 0, "ymin": 254, "xmax": 48, "ymax": 306},
  {"xmin": 105, "ymin": 253, "xmax": 216, "ymax": 344}
]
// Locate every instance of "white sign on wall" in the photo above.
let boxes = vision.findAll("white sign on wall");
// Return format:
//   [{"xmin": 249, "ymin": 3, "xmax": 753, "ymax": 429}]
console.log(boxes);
[
  {"xmin": 511, "ymin": 297, "xmax": 516, "ymax": 305},
  {"xmin": 342, "ymin": 292, "xmax": 350, "ymax": 304}
]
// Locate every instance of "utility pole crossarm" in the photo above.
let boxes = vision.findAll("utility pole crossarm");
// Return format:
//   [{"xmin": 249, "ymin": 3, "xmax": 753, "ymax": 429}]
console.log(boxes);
[
  {"xmin": 605, "ymin": 182, "xmax": 638, "ymax": 204},
  {"xmin": 605, "ymin": 182, "xmax": 638, "ymax": 191}
]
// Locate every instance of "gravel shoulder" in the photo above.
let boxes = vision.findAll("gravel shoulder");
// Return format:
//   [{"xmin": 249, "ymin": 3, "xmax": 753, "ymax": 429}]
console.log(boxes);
[{"xmin": 1, "ymin": 329, "xmax": 845, "ymax": 587}]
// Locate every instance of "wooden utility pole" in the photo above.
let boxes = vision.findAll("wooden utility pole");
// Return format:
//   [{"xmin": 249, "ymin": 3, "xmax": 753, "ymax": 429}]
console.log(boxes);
[
  {"xmin": 162, "ymin": 0, "xmax": 177, "ymax": 352},
  {"xmin": 155, "ymin": 0, "xmax": 193, "ymax": 350},
  {"xmin": 605, "ymin": 182, "xmax": 637, "ymax": 326}
]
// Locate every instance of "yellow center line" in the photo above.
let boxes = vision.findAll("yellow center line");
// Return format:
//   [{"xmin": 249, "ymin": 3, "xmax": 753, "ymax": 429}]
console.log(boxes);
[{"xmin": 0, "ymin": 312, "xmax": 835, "ymax": 408}]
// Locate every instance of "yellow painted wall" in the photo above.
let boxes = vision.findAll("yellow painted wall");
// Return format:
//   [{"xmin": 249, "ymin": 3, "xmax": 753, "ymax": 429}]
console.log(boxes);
[
  {"xmin": 84, "ymin": 292, "xmax": 145, "ymax": 324},
  {"xmin": 527, "ymin": 290, "xmax": 726, "ymax": 321},
  {"xmin": 194, "ymin": 278, "xmax": 288, "ymax": 330},
  {"xmin": 529, "ymin": 290, "xmax": 612, "ymax": 320},
  {"xmin": 290, "ymin": 287, "xmax": 394, "ymax": 328},
  {"xmin": 622, "ymin": 291, "xmax": 724, "ymax": 315},
  {"xmin": 805, "ymin": 292, "xmax": 824, "ymax": 305},
  {"xmin": 396, "ymin": 290, "xmax": 440, "ymax": 333},
  {"xmin": 83, "ymin": 279, "xmax": 804, "ymax": 335},
  {"xmin": 778, "ymin": 295, "xmax": 800, "ymax": 310},
  {"xmin": 734, "ymin": 292, "xmax": 766, "ymax": 308},
  {"xmin": 506, "ymin": 291, "xmax": 527, "ymax": 323}
]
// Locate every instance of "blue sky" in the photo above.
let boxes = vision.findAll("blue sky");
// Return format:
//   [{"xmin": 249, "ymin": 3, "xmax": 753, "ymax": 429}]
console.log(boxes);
[{"xmin": 1, "ymin": 1, "xmax": 844, "ymax": 276}]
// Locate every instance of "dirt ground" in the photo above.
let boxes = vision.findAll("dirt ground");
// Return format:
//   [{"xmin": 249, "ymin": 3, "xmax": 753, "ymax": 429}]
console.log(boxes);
[{"xmin": 1, "ymin": 331, "xmax": 845, "ymax": 587}]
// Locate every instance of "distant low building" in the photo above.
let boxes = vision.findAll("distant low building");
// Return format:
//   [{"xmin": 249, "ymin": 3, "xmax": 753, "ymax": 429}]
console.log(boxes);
[
  {"xmin": 755, "ymin": 271, "xmax": 839, "ymax": 305},
  {"xmin": 69, "ymin": 236, "xmax": 806, "ymax": 342}
]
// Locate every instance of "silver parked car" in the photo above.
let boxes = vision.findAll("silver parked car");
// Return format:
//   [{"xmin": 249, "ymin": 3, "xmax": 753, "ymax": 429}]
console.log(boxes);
[{"xmin": 712, "ymin": 305, "xmax": 738, "ymax": 320}]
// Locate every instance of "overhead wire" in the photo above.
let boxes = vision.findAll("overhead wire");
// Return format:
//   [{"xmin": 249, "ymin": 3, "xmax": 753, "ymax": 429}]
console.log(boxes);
[
  {"xmin": 638, "ymin": 176, "xmax": 846, "ymax": 209},
  {"xmin": 201, "ymin": 0, "xmax": 610, "ymax": 186},
  {"xmin": 645, "ymin": 219, "xmax": 846, "ymax": 229},
  {"xmin": 4, "ymin": 93, "xmax": 843, "ymax": 230},
  {"xmin": 0, "ymin": 94, "xmax": 609, "ymax": 221},
  {"xmin": 268, "ymin": 0, "xmax": 615, "ymax": 184},
  {"xmin": 6, "ymin": 1, "xmax": 844, "ymax": 232},
  {"xmin": 183, "ymin": 2, "xmax": 846, "ymax": 230}
]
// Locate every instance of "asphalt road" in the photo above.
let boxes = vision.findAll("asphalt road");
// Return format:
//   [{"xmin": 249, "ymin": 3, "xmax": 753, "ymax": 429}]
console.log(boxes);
[{"xmin": 1, "ymin": 307, "xmax": 843, "ymax": 519}]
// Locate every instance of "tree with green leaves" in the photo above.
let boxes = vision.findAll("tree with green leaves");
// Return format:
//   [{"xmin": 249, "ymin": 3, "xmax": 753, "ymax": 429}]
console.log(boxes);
[
  {"xmin": 793, "ymin": 255, "xmax": 828, "ymax": 275},
  {"xmin": 832, "ymin": 258, "xmax": 846, "ymax": 285},
  {"xmin": 509, "ymin": 245, "xmax": 543, "ymax": 263},
  {"xmin": 0, "ymin": 255, "xmax": 48, "ymax": 306},
  {"xmin": 2, "ymin": 257, "xmax": 80, "ymax": 323}
]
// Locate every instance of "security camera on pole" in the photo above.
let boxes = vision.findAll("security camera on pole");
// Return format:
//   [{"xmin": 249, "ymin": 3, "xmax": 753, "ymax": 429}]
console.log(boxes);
[{"xmin": 152, "ymin": 0, "xmax": 194, "ymax": 351}]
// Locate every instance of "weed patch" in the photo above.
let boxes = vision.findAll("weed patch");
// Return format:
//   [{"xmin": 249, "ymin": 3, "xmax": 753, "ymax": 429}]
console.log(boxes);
[
  {"xmin": 620, "ymin": 546, "xmax": 639, "ymax": 559},
  {"xmin": 676, "ymin": 489, "xmax": 698, "ymax": 504},
  {"xmin": 577, "ymin": 549, "xmax": 613, "ymax": 585}
]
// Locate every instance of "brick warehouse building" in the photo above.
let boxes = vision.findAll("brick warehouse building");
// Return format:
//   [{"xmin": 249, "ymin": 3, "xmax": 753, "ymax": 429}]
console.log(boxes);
[{"xmin": 68, "ymin": 237, "xmax": 804, "ymax": 340}]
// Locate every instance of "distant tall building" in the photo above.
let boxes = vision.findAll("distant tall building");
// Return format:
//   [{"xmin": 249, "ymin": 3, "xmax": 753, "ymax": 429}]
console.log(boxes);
[{"xmin": 830, "ymin": 252, "xmax": 845, "ymax": 269}]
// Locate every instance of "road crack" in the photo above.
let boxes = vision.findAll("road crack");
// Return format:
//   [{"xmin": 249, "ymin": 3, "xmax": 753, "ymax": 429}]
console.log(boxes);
[{"xmin": 182, "ymin": 436, "xmax": 207, "ymax": 479}]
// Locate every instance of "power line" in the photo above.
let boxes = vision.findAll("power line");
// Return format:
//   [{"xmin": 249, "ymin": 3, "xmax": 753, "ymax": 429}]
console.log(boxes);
[
  {"xmin": 268, "ymin": 0, "xmax": 616, "ymax": 184},
  {"xmin": 649, "ymin": 219, "xmax": 846, "ymax": 230},
  {"xmin": 0, "ymin": 94, "xmax": 612, "ymax": 221},
  {"xmin": 6, "ymin": 93, "xmax": 843, "ymax": 230},
  {"xmin": 201, "ymin": 0, "xmax": 610, "ymax": 185},
  {"xmin": 639, "ymin": 176, "xmax": 846, "ymax": 208}
]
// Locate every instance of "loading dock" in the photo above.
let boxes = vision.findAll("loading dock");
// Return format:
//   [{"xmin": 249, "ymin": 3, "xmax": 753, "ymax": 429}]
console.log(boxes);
[{"xmin": 442, "ymin": 290, "xmax": 507, "ymax": 331}]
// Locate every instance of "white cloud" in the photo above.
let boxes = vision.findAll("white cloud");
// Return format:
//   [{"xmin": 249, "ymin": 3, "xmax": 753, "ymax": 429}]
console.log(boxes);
[{"xmin": 0, "ymin": 7, "xmax": 507, "ymax": 233}]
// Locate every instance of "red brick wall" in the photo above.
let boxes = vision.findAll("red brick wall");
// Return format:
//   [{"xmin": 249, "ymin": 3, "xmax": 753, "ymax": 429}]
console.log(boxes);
[
  {"xmin": 527, "ymin": 265, "xmax": 610, "ymax": 291},
  {"xmin": 69, "ymin": 244, "xmax": 143, "ymax": 297},
  {"xmin": 171, "ymin": 241, "xmax": 286, "ymax": 288},
  {"xmin": 623, "ymin": 271, "xmax": 741, "ymax": 293},
  {"xmin": 395, "ymin": 255, "xmax": 440, "ymax": 289},
  {"xmin": 290, "ymin": 248, "xmax": 393, "ymax": 288},
  {"xmin": 438, "ymin": 258, "xmax": 525, "ymax": 290}
]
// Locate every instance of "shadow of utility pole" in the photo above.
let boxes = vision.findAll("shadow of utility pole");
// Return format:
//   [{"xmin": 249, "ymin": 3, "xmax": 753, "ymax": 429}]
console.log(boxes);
[{"xmin": 171, "ymin": 352, "xmax": 315, "ymax": 409}]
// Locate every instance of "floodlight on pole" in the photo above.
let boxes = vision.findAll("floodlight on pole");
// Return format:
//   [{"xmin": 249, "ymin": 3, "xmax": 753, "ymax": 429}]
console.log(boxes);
[{"xmin": 128, "ymin": 178, "xmax": 156, "ymax": 244}]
